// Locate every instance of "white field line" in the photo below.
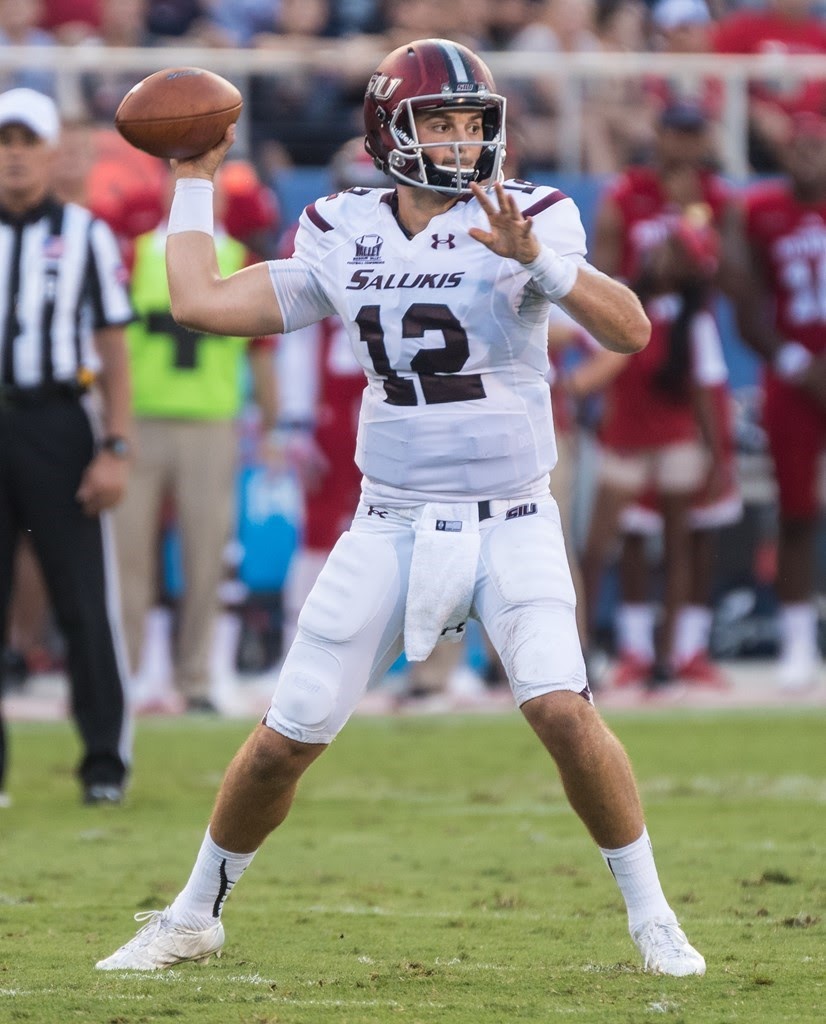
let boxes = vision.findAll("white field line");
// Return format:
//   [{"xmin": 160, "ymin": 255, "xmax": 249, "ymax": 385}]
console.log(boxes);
[
  {"xmin": 261, "ymin": 998, "xmax": 406, "ymax": 1008},
  {"xmin": 298, "ymin": 774, "xmax": 826, "ymax": 809},
  {"xmin": 306, "ymin": 903, "xmax": 549, "ymax": 920},
  {"xmin": 226, "ymin": 972, "xmax": 279, "ymax": 984},
  {"xmin": 0, "ymin": 989, "xmax": 61, "ymax": 996},
  {"xmin": 641, "ymin": 774, "xmax": 826, "ymax": 801}
]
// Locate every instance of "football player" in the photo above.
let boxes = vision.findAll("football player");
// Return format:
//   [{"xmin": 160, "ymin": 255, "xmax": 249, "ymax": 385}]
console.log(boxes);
[
  {"xmin": 726, "ymin": 111, "xmax": 826, "ymax": 691},
  {"xmin": 584, "ymin": 102, "xmax": 740, "ymax": 689},
  {"xmin": 97, "ymin": 39, "xmax": 704, "ymax": 977}
]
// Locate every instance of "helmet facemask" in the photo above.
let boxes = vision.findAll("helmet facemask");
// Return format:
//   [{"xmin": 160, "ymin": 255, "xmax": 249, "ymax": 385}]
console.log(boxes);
[{"xmin": 384, "ymin": 94, "xmax": 507, "ymax": 195}]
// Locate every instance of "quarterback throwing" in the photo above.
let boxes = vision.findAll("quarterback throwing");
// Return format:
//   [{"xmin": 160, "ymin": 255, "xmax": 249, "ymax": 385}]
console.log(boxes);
[{"xmin": 98, "ymin": 38, "xmax": 706, "ymax": 978}]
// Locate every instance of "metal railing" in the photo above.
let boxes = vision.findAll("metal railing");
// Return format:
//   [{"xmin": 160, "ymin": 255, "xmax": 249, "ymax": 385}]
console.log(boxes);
[{"xmin": 4, "ymin": 44, "xmax": 826, "ymax": 175}]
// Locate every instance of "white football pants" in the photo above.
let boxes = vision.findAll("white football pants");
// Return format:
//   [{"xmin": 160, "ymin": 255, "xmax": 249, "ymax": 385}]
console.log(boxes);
[{"xmin": 265, "ymin": 495, "xmax": 589, "ymax": 744}]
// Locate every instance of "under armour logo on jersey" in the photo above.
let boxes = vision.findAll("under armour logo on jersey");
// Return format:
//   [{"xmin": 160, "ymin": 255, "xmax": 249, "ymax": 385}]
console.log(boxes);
[
  {"xmin": 440, "ymin": 622, "xmax": 466, "ymax": 638},
  {"xmin": 367, "ymin": 505, "xmax": 388, "ymax": 518},
  {"xmin": 505, "ymin": 502, "xmax": 538, "ymax": 520},
  {"xmin": 431, "ymin": 233, "xmax": 456, "ymax": 249}
]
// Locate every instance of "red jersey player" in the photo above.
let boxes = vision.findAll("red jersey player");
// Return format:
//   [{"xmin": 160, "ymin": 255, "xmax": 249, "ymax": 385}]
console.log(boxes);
[
  {"xmin": 584, "ymin": 102, "xmax": 737, "ymax": 686},
  {"xmin": 727, "ymin": 111, "xmax": 826, "ymax": 691}
]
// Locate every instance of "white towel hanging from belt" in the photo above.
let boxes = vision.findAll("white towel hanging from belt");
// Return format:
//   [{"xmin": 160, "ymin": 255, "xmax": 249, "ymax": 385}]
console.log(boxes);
[{"xmin": 404, "ymin": 502, "xmax": 481, "ymax": 662}]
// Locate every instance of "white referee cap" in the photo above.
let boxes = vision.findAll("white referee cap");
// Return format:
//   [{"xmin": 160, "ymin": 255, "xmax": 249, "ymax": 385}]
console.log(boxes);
[{"xmin": 0, "ymin": 89, "xmax": 60, "ymax": 145}]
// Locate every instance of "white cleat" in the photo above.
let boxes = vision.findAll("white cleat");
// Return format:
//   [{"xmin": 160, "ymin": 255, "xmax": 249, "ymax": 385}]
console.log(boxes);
[
  {"xmin": 632, "ymin": 917, "xmax": 706, "ymax": 977},
  {"xmin": 95, "ymin": 909, "xmax": 224, "ymax": 971}
]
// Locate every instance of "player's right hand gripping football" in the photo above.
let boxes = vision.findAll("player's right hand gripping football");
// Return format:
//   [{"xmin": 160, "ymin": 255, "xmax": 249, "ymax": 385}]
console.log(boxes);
[{"xmin": 171, "ymin": 123, "xmax": 236, "ymax": 182}]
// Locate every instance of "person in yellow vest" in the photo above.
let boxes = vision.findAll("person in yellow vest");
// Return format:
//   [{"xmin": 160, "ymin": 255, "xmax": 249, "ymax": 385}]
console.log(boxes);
[{"xmin": 114, "ymin": 168, "xmax": 278, "ymax": 714}]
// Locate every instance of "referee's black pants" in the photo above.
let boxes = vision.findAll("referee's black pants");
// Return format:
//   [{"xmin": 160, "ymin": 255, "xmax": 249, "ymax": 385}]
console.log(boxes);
[{"xmin": 0, "ymin": 393, "xmax": 130, "ymax": 792}]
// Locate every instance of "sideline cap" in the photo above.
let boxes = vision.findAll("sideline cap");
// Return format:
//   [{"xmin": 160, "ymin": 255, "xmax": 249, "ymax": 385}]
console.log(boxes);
[{"xmin": 0, "ymin": 89, "xmax": 60, "ymax": 145}]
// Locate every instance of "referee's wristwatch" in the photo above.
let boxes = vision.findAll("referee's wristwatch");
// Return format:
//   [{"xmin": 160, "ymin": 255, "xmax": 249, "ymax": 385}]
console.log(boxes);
[{"xmin": 99, "ymin": 435, "xmax": 132, "ymax": 459}]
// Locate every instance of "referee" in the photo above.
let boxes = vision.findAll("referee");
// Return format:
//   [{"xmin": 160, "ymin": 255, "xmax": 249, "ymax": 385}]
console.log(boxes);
[{"xmin": 0, "ymin": 89, "xmax": 133, "ymax": 806}]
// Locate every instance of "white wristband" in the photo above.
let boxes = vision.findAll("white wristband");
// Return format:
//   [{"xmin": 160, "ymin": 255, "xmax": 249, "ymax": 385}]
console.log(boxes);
[
  {"xmin": 774, "ymin": 341, "xmax": 812, "ymax": 380},
  {"xmin": 523, "ymin": 246, "xmax": 579, "ymax": 302},
  {"xmin": 167, "ymin": 178, "xmax": 215, "ymax": 236}
]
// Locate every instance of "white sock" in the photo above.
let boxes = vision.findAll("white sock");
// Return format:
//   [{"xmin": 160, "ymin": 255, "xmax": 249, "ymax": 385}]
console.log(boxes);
[
  {"xmin": 599, "ymin": 827, "xmax": 674, "ymax": 934},
  {"xmin": 778, "ymin": 602, "xmax": 818, "ymax": 663},
  {"xmin": 169, "ymin": 829, "xmax": 257, "ymax": 929},
  {"xmin": 616, "ymin": 604, "xmax": 656, "ymax": 661},
  {"xmin": 673, "ymin": 605, "xmax": 712, "ymax": 664}
]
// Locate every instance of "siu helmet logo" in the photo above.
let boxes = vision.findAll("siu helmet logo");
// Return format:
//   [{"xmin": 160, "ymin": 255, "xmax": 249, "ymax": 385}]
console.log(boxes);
[
  {"xmin": 350, "ymin": 234, "xmax": 385, "ymax": 265},
  {"xmin": 431, "ymin": 233, "xmax": 456, "ymax": 250},
  {"xmin": 367, "ymin": 73, "xmax": 403, "ymax": 103}
]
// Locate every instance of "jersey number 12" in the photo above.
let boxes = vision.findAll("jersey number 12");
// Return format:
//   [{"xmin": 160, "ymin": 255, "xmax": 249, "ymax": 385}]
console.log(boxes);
[{"xmin": 356, "ymin": 302, "xmax": 486, "ymax": 406}]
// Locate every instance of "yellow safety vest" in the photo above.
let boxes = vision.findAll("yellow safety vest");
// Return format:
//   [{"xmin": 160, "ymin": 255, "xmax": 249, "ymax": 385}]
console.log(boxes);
[{"xmin": 127, "ymin": 228, "xmax": 250, "ymax": 419}]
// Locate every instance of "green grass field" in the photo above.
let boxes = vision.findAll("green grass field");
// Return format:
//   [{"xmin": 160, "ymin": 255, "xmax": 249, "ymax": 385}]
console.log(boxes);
[{"xmin": 1, "ymin": 707, "xmax": 824, "ymax": 1023}]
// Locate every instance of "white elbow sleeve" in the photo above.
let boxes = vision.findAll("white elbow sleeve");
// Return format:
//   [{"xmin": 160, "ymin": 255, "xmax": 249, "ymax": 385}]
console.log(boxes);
[
  {"xmin": 167, "ymin": 178, "xmax": 214, "ymax": 236},
  {"xmin": 524, "ymin": 245, "xmax": 579, "ymax": 302},
  {"xmin": 268, "ymin": 258, "xmax": 335, "ymax": 332}
]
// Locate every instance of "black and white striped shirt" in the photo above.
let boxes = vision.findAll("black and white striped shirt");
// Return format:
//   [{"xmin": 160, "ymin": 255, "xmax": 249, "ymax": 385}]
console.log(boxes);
[{"xmin": 0, "ymin": 197, "xmax": 132, "ymax": 388}]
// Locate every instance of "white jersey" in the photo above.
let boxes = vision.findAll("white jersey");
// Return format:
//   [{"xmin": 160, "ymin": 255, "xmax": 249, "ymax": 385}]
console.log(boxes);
[{"xmin": 268, "ymin": 181, "xmax": 589, "ymax": 503}]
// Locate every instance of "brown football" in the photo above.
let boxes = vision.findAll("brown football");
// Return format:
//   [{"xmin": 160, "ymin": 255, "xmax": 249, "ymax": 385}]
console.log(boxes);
[{"xmin": 115, "ymin": 67, "xmax": 242, "ymax": 160}]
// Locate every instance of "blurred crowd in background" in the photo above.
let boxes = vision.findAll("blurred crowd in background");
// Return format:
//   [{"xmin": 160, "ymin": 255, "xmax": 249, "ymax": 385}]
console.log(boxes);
[
  {"xmin": 3, "ymin": 0, "xmax": 826, "ymax": 720},
  {"xmin": 4, "ymin": 1, "xmax": 826, "ymax": 174}
]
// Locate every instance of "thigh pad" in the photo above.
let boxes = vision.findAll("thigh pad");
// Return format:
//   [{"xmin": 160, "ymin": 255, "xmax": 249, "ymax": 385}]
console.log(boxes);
[
  {"xmin": 482, "ymin": 503, "xmax": 575, "ymax": 607},
  {"xmin": 268, "ymin": 530, "xmax": 402, "ymax": 742},
  {"xmin": 297, "ymin": 530, "xmax": 398, "ymax": 643}
]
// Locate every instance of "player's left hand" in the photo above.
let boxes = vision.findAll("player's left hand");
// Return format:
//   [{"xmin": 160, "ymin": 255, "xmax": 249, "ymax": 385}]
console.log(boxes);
[
  {"xmin": 76, "ymin": 451, "xmax": 129, "ymax": 516},
  {"xmin": 468, "ymin": 181, "xmax": 540, "ymax": 264}
]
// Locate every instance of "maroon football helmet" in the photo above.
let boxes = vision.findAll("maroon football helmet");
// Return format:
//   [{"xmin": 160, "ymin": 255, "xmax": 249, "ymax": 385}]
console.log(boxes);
[{"xmin": 364, "ymin": 38, "xmax": 506, "ymax": 194}]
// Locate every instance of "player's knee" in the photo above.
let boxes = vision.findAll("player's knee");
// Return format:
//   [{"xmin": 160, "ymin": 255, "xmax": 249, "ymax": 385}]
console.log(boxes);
[
  {"xmin": 270, "ymin": 640, "xmax": 341, "ymax": 733},
  {"xmin": 246, "ymin": 725, "xmax": 320, "ymax": 784},
  {"xmin": 523, "ymin": 689, "xmax": 596, "ymax": 756}
]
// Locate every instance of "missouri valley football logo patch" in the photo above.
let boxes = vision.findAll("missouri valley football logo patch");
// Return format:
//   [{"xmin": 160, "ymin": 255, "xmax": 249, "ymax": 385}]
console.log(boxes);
[{"xmin": 350, "ymin": 234, "xmax": 384, "ymax": 265}]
